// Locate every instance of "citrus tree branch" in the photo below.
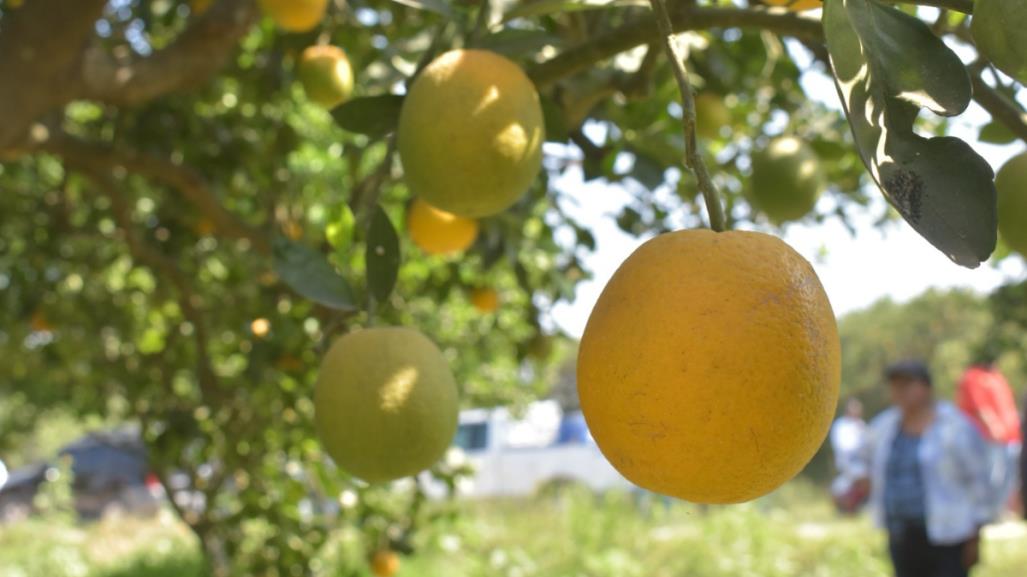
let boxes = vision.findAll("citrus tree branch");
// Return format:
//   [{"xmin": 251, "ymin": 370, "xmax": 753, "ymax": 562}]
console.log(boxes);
[
  {"xmin": 79, "ymin": 0, "xmax": 259, "ymax": 106},
  {"xmin": 528, "ymin": 5, "xmax": 822, "ymax": 88},
  {"xmin": 0, "ymin": 0, "xmax": 257, "ymax": 153},
  {"xmin": 969, "ymin": 76, "xmax": 1027, "ymax": 143},
  {"xmin": 82, "ymin": 171, "xmax": 222, "ymax": 402},
  {"xmin": 37, "ymin": 134, "xmax": 271, "ymax": 255},
  {"xmin": 649, "ymin": 0, "xmax": 727, "ymax": 232}
]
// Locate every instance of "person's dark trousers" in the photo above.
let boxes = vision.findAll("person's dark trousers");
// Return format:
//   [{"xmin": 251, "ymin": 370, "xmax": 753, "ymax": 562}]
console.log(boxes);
[{"xmin": 888, "ymin": 522, "xmax": 968, "ymax": 577}]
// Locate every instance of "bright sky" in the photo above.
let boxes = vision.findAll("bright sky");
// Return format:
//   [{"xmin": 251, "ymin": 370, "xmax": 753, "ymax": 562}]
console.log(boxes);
[{"xmin": 549, "ymin": 25, "xmax": 1027, "ymax": 340}]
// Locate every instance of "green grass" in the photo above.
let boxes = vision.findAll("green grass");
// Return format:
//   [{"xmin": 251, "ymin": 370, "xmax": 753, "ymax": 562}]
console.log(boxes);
[{"xmin": 1, "ymin": 485, "xmax": 1025, "ymax": 577}]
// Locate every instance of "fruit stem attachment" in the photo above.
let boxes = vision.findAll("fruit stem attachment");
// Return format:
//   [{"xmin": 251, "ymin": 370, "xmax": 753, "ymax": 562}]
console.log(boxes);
[{"xmin": 648, "ymin": 0, "xmax": 728, "ymax": 233}]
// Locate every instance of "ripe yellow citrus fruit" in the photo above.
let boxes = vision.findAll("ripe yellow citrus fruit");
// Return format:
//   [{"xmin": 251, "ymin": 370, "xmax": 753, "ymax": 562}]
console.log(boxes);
[
  {"xmin": 972, "ymin": 1, "xmax": 1027, "ymax": 84},
  {"xmin": 578, "ymin": 229, "xmax": 840, "ymax": 504},
  {"xmin": 371, "ymin": 550, "xmax": 401, "ymax": 577},
  {"xmin": 258, "ymin": 0, "xmax": 327, "ymax": 32},
  {"xmin": 297, "ymin": 45, "xmax": 354, "ymax": 110},
  {"xmin": 762, "ymin": 0, "xmax": 821, "ymax": 11},
  {"xmin": 694, "ymin": 93, "xmax": 731, "ymax": 140},
  {"xmin": 398, "ymin": 49, "xmax": 545, "ymax": 218},
  {"xmin": 748, "ymin": 136, "xmax": 825, "ymax": 223},
  {"xmin": 470, "ymin": 287, "xmax": 500, "ymax": 313},
  {"xmin": 315, "ymin": 327, "xmax": 459, "ymax": 483},
  {"xmin": 407, "ymin": 199, "xmax": 479, "ymax": 255},
  {"xmin": 995, "ymin": 152, "xmax": 1027, "ymax": 256}
]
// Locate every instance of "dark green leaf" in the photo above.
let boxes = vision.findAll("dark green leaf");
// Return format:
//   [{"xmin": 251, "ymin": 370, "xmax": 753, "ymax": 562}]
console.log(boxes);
[
  {"xmin": 824, "ymin": 0, "xmax": 996, "ymax": 268},
  {"xmin": 540, "ymin": 96, "xmax": 569, "ymax": 143},
  {"xmin": 365, "ymin": 205, "xmax": 401, "ymax": 303},
  {"xmin": 332, "ymin": 95, "xmax": 405, "ymax": 138},
  {"xmin": 272, "ymin": 237, "xmax": 357, "ymax": 312},
  {"xmin": 629, "ymin": 150, "xmax": 666, "ymax": 190},
  {"xmin": 474, "ymin": 29, "xmax": 563, "ymax": 58}
]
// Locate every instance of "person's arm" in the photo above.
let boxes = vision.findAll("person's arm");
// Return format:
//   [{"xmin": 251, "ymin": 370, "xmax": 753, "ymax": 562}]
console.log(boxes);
[{"xmin": 955, "ymin": 417, "xmax": 997, "ymax": 527}]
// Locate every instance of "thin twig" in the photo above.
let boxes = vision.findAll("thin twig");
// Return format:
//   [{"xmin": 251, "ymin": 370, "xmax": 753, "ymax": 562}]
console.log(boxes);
[{"xmin": 648, "ymin": 0, "xmax": 727, "ymax": 232}]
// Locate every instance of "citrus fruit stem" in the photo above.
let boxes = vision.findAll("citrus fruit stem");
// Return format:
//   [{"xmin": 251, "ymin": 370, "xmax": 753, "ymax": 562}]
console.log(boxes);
[{"xmin": 648, "ymin": 0, "xmax": 728, "ymax": 232}]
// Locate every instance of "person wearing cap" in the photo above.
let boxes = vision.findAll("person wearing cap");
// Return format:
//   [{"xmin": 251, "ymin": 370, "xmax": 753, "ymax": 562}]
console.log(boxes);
[{"xmin": 853, "ymin": 360, "xmax": 992, "ymax": 577}]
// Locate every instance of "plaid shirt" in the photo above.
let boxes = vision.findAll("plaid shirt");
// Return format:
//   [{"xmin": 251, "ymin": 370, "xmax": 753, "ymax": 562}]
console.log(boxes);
[{"xmin": 854, "ymin": 402, "xmax": 994, "ymax": 545}]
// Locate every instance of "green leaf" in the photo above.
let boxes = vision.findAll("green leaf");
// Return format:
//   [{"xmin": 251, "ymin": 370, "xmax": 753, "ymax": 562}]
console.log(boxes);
[
  {"xmin": 540, "ymin": 96, "xmax": 569, "ymax": 143},
  {"xmin": 272, "ymin": 237, "xmax": 357, "ymax": 312},
  {"xmin": 979, "ymin": 122, "xmax": 1018, "ymax": 145},
  {"xmin": 824, "ymin": 0, "xmax": 996, "ymax": 268},
  {"xmin": 474, "ymin": 28, "xmax": 563, "ymax": 58},
  {"xmin": 325, "ymin": 204, "xmax": 356, "ymax": 255},
  {"xmin": 332, "ymin": 95, "xmax": 405, "ymax": 138},
  {"xmin": 390, "ymin": 0, "xmax": 454, "ymax": 17},
  {"xmin": 365, "ymin": 205, "xmax": 401, "ymax": 304}
]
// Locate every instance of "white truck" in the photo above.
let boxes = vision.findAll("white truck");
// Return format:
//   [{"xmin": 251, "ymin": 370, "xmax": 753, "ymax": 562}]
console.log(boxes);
[{"xmin": 438, "ymin": 400, "xmax": 634, "ymax": 498}]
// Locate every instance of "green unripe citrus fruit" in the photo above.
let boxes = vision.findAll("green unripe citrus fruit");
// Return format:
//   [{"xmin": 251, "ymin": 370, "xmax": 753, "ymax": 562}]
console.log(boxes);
[
  {"xmin": 298, "ymin": 45, "xmax": 354, "ymax": 110},
  {"xmin": 972, "ymin": 1, "xmax": 1027, "ymax": 84},
  {"xmin": 995, "ymin": 152, "xmax": 1027, "ymax": 256},
  {"xmin": 399, "ymin": 49, "xmax": 545, "ymax": 218},
  {"xmin": 748, "ymin": 136, "xmax": 825, "ymax": 223},
  {"xmin": 314, "ymin": 327, "xmax": 459, "ymax": 483},
  {"xmin": 694, "ymin": 93, "xmax": 731, "ymax": 140}
]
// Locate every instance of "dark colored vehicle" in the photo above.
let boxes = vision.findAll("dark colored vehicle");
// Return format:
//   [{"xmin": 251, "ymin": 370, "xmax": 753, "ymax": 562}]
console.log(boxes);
[{"xmin": 0, "ymin": 426, "xmax": 163, "ymax": 522}]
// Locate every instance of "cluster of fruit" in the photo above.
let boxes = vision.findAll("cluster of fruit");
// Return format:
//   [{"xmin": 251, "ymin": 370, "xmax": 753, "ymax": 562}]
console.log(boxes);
[{"xmin": 242, "ymin": 0, "xmax": 844, "ymax": 517}]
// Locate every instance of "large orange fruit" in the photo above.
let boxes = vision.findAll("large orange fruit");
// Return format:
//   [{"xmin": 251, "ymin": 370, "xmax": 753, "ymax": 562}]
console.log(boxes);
[
  {"xmin": 407, "ymin": 199, "xmax": 479, "ymax": 255},
  {"xmin": 577, "ymin": 229, "xmax": 840, "ymax": 504}
]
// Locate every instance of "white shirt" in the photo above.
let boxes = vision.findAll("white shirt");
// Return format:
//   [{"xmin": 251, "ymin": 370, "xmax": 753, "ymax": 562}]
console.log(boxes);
[
  {"xmin": 831, "ymin": 415, "xmax": 867, "ymax": 473},
  {"xmin": 855, "ymin": 402, "xmax": 993, "ymax": 545}
]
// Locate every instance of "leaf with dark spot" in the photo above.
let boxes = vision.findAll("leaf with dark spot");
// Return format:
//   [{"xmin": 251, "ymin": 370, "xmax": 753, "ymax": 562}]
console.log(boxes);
[{"xmin": 824, "ymin": 0, "xmax": 996, "ymax": 268}]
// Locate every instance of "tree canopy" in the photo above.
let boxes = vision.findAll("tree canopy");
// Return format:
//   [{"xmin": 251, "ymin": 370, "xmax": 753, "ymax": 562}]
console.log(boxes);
[{"xmin": 1, "ymin": 0, "xmax": 1025, "ymax": 575}]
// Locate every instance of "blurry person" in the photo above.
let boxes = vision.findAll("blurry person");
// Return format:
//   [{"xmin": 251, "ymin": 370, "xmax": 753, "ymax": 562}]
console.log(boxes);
[
  {"xmin": 854, "ymin": 361, "xmax": 992, "ymax": 577},
  {"xmin": 956, "ymin": 359, "xmax": 1022, "ymax": 518},
  {"xmin": 830, "ymin": 398, "xmax": 868, "ymax": 513}
]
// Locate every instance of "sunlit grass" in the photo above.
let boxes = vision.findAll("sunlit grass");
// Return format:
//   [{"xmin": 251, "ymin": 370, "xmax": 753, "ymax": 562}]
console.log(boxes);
[{"xmin": 1, "ymin": 484, "xmax": 1024, "ymax": 577}]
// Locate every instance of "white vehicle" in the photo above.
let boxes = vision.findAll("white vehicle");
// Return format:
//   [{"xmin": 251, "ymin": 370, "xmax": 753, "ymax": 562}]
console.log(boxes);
[{"xmin": 437, "ymin": 400, "xmax": 633, "ymax": 498}]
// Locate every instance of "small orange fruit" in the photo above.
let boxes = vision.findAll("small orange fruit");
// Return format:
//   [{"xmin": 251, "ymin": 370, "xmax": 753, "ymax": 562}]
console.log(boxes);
[
  {"xmin": 258, "ymin": 0, "xmax": 327, "ymax": 32},
  {"xmin": 371, "ymin": 550, "xmax": 400, "ymax": 577},
  {"xmin": 470, "ymin": 287, "xmax": 500, "ymax": 313},
  {"xmin": 297, "ymin": 45, "xmax": 354, "ymax": 110},
  {"xmin": 762, "ymin": 0, "xmax": 821, "ymax": 11},
  {"xmin": 407, "ymin": 199, "xmax": 479, "ymax": 255}
]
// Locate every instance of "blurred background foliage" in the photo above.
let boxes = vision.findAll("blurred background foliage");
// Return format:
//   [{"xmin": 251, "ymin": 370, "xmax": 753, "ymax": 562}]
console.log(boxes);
[{"xmin": 0, "ymin": 0, "xmax": 1025, "ymax": 576}]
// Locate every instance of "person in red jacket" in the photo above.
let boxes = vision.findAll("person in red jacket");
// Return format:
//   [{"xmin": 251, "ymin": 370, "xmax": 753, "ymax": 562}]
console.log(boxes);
[{"xmin": 957, "ymin": 361, "xmax": 1023, "ymax": 519}]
